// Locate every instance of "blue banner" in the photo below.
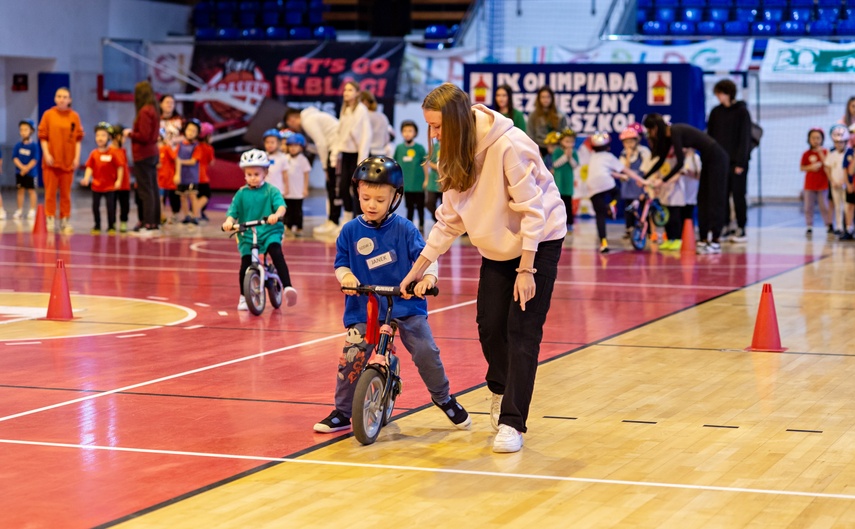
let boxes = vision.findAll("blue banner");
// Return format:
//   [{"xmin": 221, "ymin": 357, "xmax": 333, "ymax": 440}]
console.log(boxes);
[{"xmin": 462, "ymin": 63, "xmax": 706, "ymax": 134}]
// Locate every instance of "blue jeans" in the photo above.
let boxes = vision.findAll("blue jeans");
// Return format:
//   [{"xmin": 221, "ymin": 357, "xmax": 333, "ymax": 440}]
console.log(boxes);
[{"xmin": 334, "ymin": 314, "xmax": 450, "ymax": 417}]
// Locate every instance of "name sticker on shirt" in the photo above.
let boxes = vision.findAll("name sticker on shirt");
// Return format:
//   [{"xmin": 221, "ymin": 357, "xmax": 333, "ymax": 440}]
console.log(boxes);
[
  {"xmin": 356, "ymin": 237, "xmax": 375, "ymax": 256},
  {"xmin": 100, "ymin": 154, "xmax": 113, "ymax": 162},
  {"xmin": 366, "ymin": 251, "xmax": 396, "ymax": 270},
  {"xmin": 19, "ymin": 148, "xmax": 31, "ymax": 156}
]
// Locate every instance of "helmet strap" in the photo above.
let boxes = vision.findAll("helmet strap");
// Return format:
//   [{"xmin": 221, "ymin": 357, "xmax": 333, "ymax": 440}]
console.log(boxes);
[{"xmin": 366, "ymin": 189, "xmax": 403, "ymax": 228}]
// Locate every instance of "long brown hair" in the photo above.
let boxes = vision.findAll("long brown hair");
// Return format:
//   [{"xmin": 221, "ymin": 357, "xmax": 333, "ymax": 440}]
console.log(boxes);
[
  {"xmin": 532, "ymin": 86, "xmax": 560, "ymax": 131},
  {"xmin": 134, "ymin": 81, "xmax": 159, "ymax": 116},
  {"xmin": 360, "ymin": 89, "xmax": 378, "ymax": 111},
  {"xmin": 422, "ymin": 83, "xmax": 476, "ymax": 193},
  {"xmin": 342, "ymin": 80, "xmax": 361, "ymax": 112},
  {"xmin": 844, "ymin": 96, "xmax": 855, "ymax": 127}
]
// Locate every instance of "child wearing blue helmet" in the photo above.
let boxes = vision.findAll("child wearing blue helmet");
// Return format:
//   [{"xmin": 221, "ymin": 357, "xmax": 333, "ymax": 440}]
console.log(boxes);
[
  {"xmin": 313, "ymin": 156, "xmax": 470, "ymax": 434},
  {"xmin": 283, "ymin": 133, "xmax": 311, "ymax": 237}
]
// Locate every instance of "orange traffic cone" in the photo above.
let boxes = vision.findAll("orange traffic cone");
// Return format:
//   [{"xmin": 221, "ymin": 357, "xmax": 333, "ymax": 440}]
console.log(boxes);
[
  {"xmin": 745, "ymin": 283, "xmax": 787, "ymax": 352},
  {"xmin": 32, "ymin": 204, "xmax": 47, "ymax": 235},
  {"xmin": 45, "ymin": 259, "xmax": 74, "ymax": 321},
  {"xmin": 680, "ymin": 217, "xmax": 696, "ymax": 255}
]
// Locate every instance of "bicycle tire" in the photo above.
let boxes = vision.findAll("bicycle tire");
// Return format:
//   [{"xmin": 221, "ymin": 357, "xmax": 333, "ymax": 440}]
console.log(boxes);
[
  {"xmin": 266, "ymin": 267, "xmax": 282, "ymax": 309},
  {"xmin": 243, "ymin": 267, "xmax": 265, "ymax": 316},
  {"xmin": 652, "ymin": 204, "xmax": 670, "ymax": 227},
  {"xmin": 631, "ymin": 227, "xmax": 647, "ymax": 251},
  {"xmin": 352, "ymin": 368, "xmax": 386, "ymax": 445}
]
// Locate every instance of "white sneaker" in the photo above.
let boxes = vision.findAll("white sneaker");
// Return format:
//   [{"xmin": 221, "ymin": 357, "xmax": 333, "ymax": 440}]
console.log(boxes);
[
  {"xmin": 27, "ymin": 209, "xmax": 35, "ymax": 220},
  {"xmin": 493, "ymin": 424, "xmax": 523, "ymax": 453},
  {"xmin": 237, "ymin": 295, "xmax": 248, "ymax": 311},
  {"xmin": 60, "ymin": 218, "xmax": 73, "ymax": 234},
  {"xmin": 0, "ymin": 208, "xmax": 7, "ymax": 220},
  {"xmin": 730, "ymin": 229, "xmax": 747, "ymax": 243},
  {"xmin": 707, "ymin": 241, "xmax": 722, "ymax": 254},
  {"xmin": 314, "ymin": 220, "xmax": 337, "ymax": 235},
  {"xmin": 12, "ymin": 209, "xmax": 23, "ymax": 220},
  {"xmin": 490, "ymin": 393, "xmax": 503, "ymax": 432},
  {"xmin": 47, "ymin": 216, "xmax": 56, "ymax": 232},
  {"xmin": 283, "ymin": 286, "xmax": 298, "ymax": 307}
]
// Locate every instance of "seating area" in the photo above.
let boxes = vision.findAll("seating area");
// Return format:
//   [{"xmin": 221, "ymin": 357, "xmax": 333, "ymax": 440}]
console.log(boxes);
[
  {"xmin": 638, "ymin": 0, "xmax": 855, "ymax": 38},
  {"xmin": 193, "ymin": 0, "xmax": 337, "ymax": 41}
]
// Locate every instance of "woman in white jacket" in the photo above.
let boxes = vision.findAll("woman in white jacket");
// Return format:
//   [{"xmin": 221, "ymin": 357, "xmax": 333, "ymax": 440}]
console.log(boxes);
[
  {"xmin": 331, "ymin": 81, "xmax": 372, "ymax": 222},
  {"xmin": 361, "ymin": 90, "xmax": 394, "ymax": 157},
  {"xmin": 400, "ymin": 83, "xmax": 567, "ymax": 453}
]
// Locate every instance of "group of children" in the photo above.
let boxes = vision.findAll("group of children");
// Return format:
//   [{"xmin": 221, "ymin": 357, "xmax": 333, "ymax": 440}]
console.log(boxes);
[
  {"xmin": 156, "ymin": 118, "xmax": 215, "ymax": 228},
  {"xmin": 801, "ymin": 124, "xmax": 855, "ymax": 240}
]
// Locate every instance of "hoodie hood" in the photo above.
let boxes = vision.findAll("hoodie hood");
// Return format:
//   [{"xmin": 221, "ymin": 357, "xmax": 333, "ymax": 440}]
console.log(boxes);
[
  {"xmin": 721, "ymin": 100, "xmax": 747, "ymax": 112},
  {"xmin": 473, "ymin": 104, "xmax": 515, "ymax": 157}
]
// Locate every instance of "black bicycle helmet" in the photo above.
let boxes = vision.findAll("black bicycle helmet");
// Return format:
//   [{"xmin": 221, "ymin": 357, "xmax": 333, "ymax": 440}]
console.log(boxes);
[
  {"xmin": 352, "ymin": 156, "xmax": 404, "ymax": 225},
  {"xmin": 183, "ymin": 118, "xmax": 201, "ymax": 136}
]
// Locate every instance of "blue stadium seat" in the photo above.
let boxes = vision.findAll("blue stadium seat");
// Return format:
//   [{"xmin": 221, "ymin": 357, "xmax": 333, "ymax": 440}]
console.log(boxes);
[
  {"xmin": 239, "ymin": 9, "xmax": 258, "ymax": 28},
  {"xmin": 707, "ymin": 7, "xmax": 730, "ymax": 21},
  {"xmin": 808, "ymin": 19, "xmax": 835, "ymax": 35},
  {"xmin": 313, "ymin": 25, "xmax": 336, "ymax": 39},
  {"xmin": 670, "ymin": 21, "xmax": 697, "ymax": 35},
  {"xmin": 843, "ymin": 8, "xmax": 854, "ymax": 19},
  {"xmin": 790, "ymin": 0, "xmax": 815, "ymax": 6},
  {"xmin": 751, "ymin": 21, "xmax": 776, "ymax": 36},
  {"xmin": 724, "ymin": 20, "xmax": 750, "ymax": 35},
  {"xmin": 239, "ymin": 1, "xmax": 260, "ymax": 12},
  {"xmin": 706, "ymin": 0, "xmax": 732, "ymax": 5},
  {"xmin": 779, "ymin": 20, "xmax": 806, "ymax": 35},
  {"xmin": 638, "ymin": 8, "xmax": 649, "ymax": 26},
  {"xmin": 262, "ymin": 9, "xmax": 280, "ymax": 27},
  {"xmin": 734, "ymin": 8, "xmax": 757, "ymax": 21},
  {"xmin": 308, "ymin": 8, "xmax": 325, "ymax": 25},
  {"xmin": 817, "ymin": 8, "xmax": 841, "ymax": 21},
  {"xmin": 738, "ymin": 0, "xmax": 761, "ymax": 7},
  {"xmin": 642, "ymin": 20, "xmax": 669, "ymax": 35},
  {"xmin": 289, "ymin": 26, "xmax": 312, "ymax": 39},
  {"xmin": 656, "ymin": 7, "xmax": 677, "ymax": 22},
  {"xmin": 193, "ymin": 1, "xmax": 213, "ymax": 28},
  {"xmin": 285, "ymin": 11, "xmax": 303, "ymax": 25},
  {"xmin": 682, "ymin": 7, "xmax": 704, "ymax": 21},
  {"xmin": 638, "ymin": 0, "xmax": 653, "ymax": 8},
  {"xmin": 266, "ymin": 26, "xmax": 288, "ymax": 39},
  {"xmin": 819, "ymin": 0, "xmax": 842, "ymax": 6},
  {"xmin": 681, "ymin": 0, "xmax": 706, "ymax": 7},
  {"xmin": 241, "ymin": 27, "xmax": 265, "ymax": 40},
  {"xmin": 216, "ymin": 11, "xmax": 236, "ymax": 27},
  {"xmin": 425, "ymin": 24, "xmax": 450, "ymax": 39},
  {"xmin": 195, "ymin": 27, "xmax": 217, "ymax": 39},
  {"xmin": 789, "ymin": 8, "xmax": 812, "ymax": 21},
  {"xmin": 657, "ymin": 0, "xmax": 679, "ymax": 6},
  {"xmin": 697, "ymin": 20, "xmax": 723, "ymax": 34},
  {"xmin": 285, "ymin": 0, "xmax": 308, "ymax": 12},
  {"xmin": 762, "ymin": 9, "xmax": 784, "ymax": 22},
  {"xmin": 763, "ymin": 0, "xmax": 787, "ymax": 7},
  {"xmin": 838, "ymin": 19, "xmax": 855, "ymax": 34},
  {"xmin": 216, "ymin": 27, "xmax": 241, "ymax": 40}
]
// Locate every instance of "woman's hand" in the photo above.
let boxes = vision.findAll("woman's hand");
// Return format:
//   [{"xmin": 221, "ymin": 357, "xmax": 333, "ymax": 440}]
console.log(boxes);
[
  {"xmin": 398, "ymin": 268, "xmax": 424, "ymax": 300},
  {"xmin": 514, "ymin": 272, "xmax": 536, "ymax": 311},
  {"xmin": 412, "ymin": 275, "xmax": 436, "ymax": 299}
]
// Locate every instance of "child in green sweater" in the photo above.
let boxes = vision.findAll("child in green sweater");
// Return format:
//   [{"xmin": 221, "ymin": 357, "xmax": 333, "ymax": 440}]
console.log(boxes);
[
  {"xmin": 551, "ymin": 129, "xmax": 579, "ymax": 233},
  {"xmin": 394, "ymin": 120, "xmax": 428, "ymax": 230}
]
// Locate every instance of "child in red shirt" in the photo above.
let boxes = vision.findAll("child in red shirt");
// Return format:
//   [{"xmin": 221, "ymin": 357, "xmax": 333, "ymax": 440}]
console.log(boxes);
[
  {"xmin": 800, "ymin": 127, "xmax": 833, "ymax": 237},
  {"xmin": 197, "ymin": 122, "xmax": 215, "ymax": 221},
  {"xmin": 110, "ymin": 125, "xmax": 132, "ymax": 232},
  {"xmin": 158, "ymin": 126, "xmax": 181, "ymax": 223},
  {"xmin": 81, "ymin": 123, "xmax": 123, "ymax": 234}
]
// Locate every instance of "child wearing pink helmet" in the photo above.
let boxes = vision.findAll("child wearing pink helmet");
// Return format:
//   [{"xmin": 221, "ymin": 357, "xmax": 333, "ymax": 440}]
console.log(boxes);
[{"xmin": 618, "ymin": 123, "xmax": 652, "ymax": 239}]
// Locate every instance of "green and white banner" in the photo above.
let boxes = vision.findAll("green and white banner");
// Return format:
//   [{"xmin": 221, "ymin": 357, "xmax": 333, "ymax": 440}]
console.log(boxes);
[{"xmin": 762, "ymin": 38, "xmax": 855, "ymax": 82}]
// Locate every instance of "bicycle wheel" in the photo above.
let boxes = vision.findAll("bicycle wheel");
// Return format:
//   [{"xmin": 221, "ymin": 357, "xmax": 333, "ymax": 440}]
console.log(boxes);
[
  {"xmin": 652, "ymin": 203, "xmax": 670, "ymax": 227},
  {"xmin": 631, "ymin": 226, "xmax": 647, "ymax": 251},
  {"xmin": 242, "ymin": 267, "xmax": 265, "ymax": 316},
  {"xmin": 266, "ymin": 266, "xmax": 282, "ymax": 309},
  {"xmin": 352, "ymin": 368, "xmax": 386, "ymax": 445}
]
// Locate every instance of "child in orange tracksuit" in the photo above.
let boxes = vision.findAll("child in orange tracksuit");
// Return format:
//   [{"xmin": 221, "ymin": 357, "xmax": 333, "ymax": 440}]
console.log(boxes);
[
  {"xmin": 158, "ymin": 127, "xmax": 181, "ymax": 223},
  {"xmin": 111, "ymin": 124, "xmax": 132, "ymax": 233},
  {"xmin": 81, "ymin": 123, "xmax": 123, "ymax": 234},
  {"xmin": 197, "ymin": 122, "xmax": 215, "ymax": 222},
  {"xmin": 38, "ymin": 87, "xmax": 84, "ymax": 233}
]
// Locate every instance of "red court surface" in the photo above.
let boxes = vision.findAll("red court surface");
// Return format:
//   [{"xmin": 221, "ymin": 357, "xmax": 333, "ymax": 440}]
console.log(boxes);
[{"xmin": 0, "ymin": 231, "xmax": 818, "ymax": 528}]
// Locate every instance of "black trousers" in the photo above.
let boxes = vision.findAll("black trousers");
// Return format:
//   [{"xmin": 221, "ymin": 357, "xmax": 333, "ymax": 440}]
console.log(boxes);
[
  {"xmin": 336, "ymin": 152, "xmax": 359, "ymax": 216},
  {"xmin": 115, "ymin": 190, "xmax": 130, "ymax": 223},
  {"xmin": 727, "ymin": 166, "xmax": 748, "ymax": 230},
  {"xmin": 476, "ymin": 238, "xmax": 562, "ymax": 433},
  {"xmin": 590, "ymin": 188, "xmax": 616, "ymax": 240},
  {"xmin": 92, "ymin": 190, "xmax": 116, "ymax": 230},
  {"xmin": 697, "ymin": 148, "xmax": 729, "ymax": 243},
  {"xmin": 239, "ymin": 243, "xmax": 293, "ymax": 294},
  {"xmin": 664, "ymin": 204, "xmax": 683, "ymax": 240},
  {"xmin": 133, "ymin": 156, "xmax": 160, "ymax": 229},
  {"xmin": 163, "ymin": 190, "xmax": 181, "ymax": 214},
  {"xmin": 405, "ymin": 191, "xmax": 426, "ymax": 227},
  {"xmin": 284, "ymin": 198, "xmax": 304, "ymax": 230},
  {"xmin": 426, "ymin": 191, "xmax": 442, "ymax": 221},
  {"xmin": 560, "ymin": 195, "xmax": 574, "ymax": 226}
]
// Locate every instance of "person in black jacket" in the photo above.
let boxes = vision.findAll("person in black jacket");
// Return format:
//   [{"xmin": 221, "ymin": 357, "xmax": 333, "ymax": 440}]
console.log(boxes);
[
  {"xmin": 707, "ymin": 79, "xmax": 753, "ymax": 243},
  {"xmin": 643, "ymin": 113, "xmax": 729, "ymax": 254}
]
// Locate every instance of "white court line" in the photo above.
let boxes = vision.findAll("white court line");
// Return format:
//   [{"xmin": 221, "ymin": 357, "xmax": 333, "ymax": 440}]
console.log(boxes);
[
  {"xmin": 1, "ymin": 438, "xmax": 854, "ymax": 502},
  {"xmin": 5, "ymin": 341, "xmax": 41, "ymax": 346},
  {"xmin": 0, "ymin": 299, "xmax": 476, "ymax": 424},
  {"xmin": 185, "ymin": 325, "xmax": 204, "ymax": 330},
  {"xmin": 117, "ymin": 334, "xmax": 146, "ymax": 339},
  {"xmin": 217, "ymin": 311, "xmax": 228, "ymax": 316},
  {"xmin": 147, "ymin": 296, "xmax": 169, "ymax": 301},
  {"xmin": 194, "ymin": 303, "xmax": 210, "ymax": 307}
]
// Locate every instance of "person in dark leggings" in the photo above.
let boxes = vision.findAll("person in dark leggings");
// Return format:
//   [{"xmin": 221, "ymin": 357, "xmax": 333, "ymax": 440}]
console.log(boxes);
[
  {"xmin": 124, "ymin": 81, "xmax": 160, "ymax": 235},
  {"xmin": 643, "ymin": 113, "xmax": 729, "ymax": 254},
  {"xmin": 331, "ymin": 81, "xmax": 372, "ymax": 223}
]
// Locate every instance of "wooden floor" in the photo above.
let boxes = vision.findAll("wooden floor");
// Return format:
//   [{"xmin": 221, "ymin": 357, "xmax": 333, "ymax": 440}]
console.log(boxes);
[{"xmin": 1, "ymin": 198, "xmax": 853, "ymax": 528}]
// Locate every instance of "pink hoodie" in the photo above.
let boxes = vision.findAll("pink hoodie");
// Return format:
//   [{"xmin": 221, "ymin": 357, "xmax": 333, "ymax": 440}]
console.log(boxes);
[{"xmin": 422, "ymin": 105, "xmax": 567, "ymax": 263}]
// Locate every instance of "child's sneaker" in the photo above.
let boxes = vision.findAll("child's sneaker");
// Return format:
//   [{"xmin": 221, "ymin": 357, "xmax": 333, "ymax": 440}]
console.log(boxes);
[
  {"xmin": 283, "ymin": 286, "xmax": 298, "ymax": 307},
  {"xmin": 12, "ymin": 209, "xmax": 23, "ymax": 220},
  {"xmin": 493, "ymin": 424, "xmax": 523, "ymax": 453},
  {"xmin": 608, "ymin": 200, "xmax": 617, "ymax": 220},
  {"xmin": 200, "ymin": 212, "xmax": 209, "ymax": 221},
  {"xmin": 0, "ymin": 208, "xmax": 6, "ymax": 220},
  {"xmin": 60, "ymin": 218, "xmax": 72, "ymax": 234},
  {"xmin": 107, "ymin": 227, "xmax": 116, "ymax": 235},
  {"xmin": 706, "ymin": 241, "xmax": 722, "ymax": 254},
  {"xmin": 730, "ymin": 228, "xmax": 747, "ymax": 243},
  {"xmin": 313, "ymin": 409, "xmax": 351, "ymax": 433},
  {"xmin": 314, "ymin": 219, "xmax": 337, "ymax": 235},
  {"xmin": 839, "ymin": 231, "xmax": 854, "ymax": 241},
  {"xmin": 599, "ymin": 238, "xmax": 610, "ymax": 254},
  {"xmin": 119, "ymin": 222, "xmax": 127, "ymax": 233},
  {"xmin": 182, "ymin": 215, "xmax": 193, "ymax": 224},
  {"xmin": 671, "ymin": 240, "xmax": 682, "ymax": 251},
  {"xmin": 27, "ymin": 209, "xmax": 35, "ymax": 220},
  {"xmin": 432, "ymin": 395, "xmax": 471, "ymax": 430},
  {"xmin": 659, "ymin": 240, "xmax": 674, "ymax": 251},
  {"xmin": 47, "ymin": 216, "xmax": 56, "ymax": 232},
  {"xmin": 90, "ymin": 228, "xmax": 101, "ymax": 235},
  {"xmin": 490, "ymin": 392, "xmax": 503, "ymax": 432},
  {"xmin": 237, "ymin": 295, "xmax": 248, "ymax": 311}
]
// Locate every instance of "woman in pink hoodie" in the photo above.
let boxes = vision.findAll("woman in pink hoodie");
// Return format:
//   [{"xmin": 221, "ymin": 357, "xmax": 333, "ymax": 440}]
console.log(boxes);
[{"xmin": 400, "ymin": 83, "xmax": 567, "ymax": 453}]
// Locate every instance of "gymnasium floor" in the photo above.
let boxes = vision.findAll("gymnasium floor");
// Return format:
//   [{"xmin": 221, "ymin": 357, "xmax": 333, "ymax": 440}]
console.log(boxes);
[{"xmin": 1, "ymin": 192, "xmax": 853, "ymax": 528}]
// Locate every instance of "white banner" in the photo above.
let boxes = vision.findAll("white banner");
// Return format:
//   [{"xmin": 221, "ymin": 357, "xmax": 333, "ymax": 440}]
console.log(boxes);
[
  {"xmin": 761, "ymin": 38, "xmax": 855, "ymax": 82},
  {"xmin": 147, "ymin": 43, "xmax": 196, "ymax": 94},
  {"xmin": 551, "ymin": 39, "xmax": 754, "ymax": 72}
]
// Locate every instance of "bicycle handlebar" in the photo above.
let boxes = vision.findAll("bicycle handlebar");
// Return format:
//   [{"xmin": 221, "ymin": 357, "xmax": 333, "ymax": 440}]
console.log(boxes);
[
  {"xmin": 221, "ymin": 218, "xmax": 272, "ymax": 232},
  {"xmin": 341, "ymin": 283, "xmax": 439, "ymax": 297}
]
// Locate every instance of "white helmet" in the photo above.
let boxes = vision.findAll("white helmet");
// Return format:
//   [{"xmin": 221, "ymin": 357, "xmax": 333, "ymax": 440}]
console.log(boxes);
[
  {"xmin": 590, "ymin": 131, "xmax": 611, "ymax": 148},
  {"xmin": 239, "ymin": 149, "xmax": 272, "ymax": 168},
  {"xmin": 831, "ymin": 124, "xmax": 850, "ymax": 142}
]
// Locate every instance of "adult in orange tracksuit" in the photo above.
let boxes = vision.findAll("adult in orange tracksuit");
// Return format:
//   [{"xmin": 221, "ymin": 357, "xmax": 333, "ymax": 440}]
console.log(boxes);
[{"xmin": 39, "ymin": 87, "xmax": 84, "ymax": 233}]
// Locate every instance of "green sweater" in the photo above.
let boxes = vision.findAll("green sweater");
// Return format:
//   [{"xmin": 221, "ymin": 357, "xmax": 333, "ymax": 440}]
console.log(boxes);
[
  {"xmin": 394, "ymin": 141, "xmax": 428, "ymax": 192},
  {"xmin": 226, "ymin": 182, "xmax": 286, "ymax": 256},
  {"xmin": 426, "ymin": 142, "xmax": 441, "ymax": 193},
  {"xmin": 502, "ymin": 108, "xmax": 527, "ymax": 133},
  {"xmin": 552, "ymin": 147, "xmax": 578, "ymax": 196}
]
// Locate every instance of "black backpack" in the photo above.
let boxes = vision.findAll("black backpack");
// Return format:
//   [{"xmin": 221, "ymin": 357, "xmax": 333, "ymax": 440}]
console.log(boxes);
[{"xmin": 751, "ymin": 122, "xmax": 763, "ymax": 150}]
